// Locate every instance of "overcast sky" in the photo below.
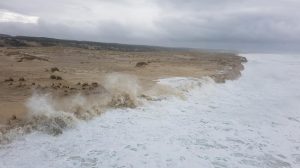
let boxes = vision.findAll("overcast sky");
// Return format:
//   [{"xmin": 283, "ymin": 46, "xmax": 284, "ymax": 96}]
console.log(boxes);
[{"xmin": 0, "ymin": 0, "xmax": 299, "ymax": 52}]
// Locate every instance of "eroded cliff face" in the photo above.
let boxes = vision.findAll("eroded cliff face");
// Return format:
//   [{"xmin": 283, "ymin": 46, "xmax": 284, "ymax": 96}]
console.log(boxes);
[{"xmin": 0, "ymin": 46, "xmax": 246, "ymax": 143}]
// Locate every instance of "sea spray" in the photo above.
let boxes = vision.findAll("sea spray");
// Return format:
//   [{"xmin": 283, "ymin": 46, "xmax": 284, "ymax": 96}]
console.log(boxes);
[
  {"xmin": 0, "ymin": 73, "xmax": 144, "ymax": 143},
  {"xmin": 0, "ymin": 73, "xmax": 216, "ymax": 144},
  {"xmin": 104, "ymin": 73, "xmax": 142, "ymax": 107},
  {"xmin": 3, "ymin": 54, "xmax": 299, "ymax": 168}
]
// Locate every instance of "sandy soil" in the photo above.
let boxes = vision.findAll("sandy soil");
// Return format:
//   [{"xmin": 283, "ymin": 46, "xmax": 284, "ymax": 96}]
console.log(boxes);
[{"xmin": 0, "ymin": 46, "xmax": 246, "ymax": 125}]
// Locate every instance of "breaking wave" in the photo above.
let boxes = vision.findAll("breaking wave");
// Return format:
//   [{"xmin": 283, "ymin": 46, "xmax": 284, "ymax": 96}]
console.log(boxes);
[
  {"xmin": 0, "ymin": 73, "xmax": 211, "ymax": 144},
  {"xmin": 1, "ymin": 54, "xmax": 300, "ymax": 168}
]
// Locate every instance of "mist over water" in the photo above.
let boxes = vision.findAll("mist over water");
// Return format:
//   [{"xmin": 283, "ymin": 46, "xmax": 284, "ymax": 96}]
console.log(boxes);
[{"xmin": 0, "ymin": 54, "xmax": 300, "ymax": 168}]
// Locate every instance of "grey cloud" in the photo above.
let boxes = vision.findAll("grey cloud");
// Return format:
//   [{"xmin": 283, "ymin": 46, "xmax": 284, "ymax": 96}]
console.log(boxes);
[{"xmin": 1, "ymin": 0, "xmax": 300, "ymax": 52}]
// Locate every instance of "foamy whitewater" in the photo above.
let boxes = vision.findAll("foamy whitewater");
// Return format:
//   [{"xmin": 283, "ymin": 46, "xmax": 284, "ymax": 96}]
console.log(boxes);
[{"xmin": 1, "ymin": 54, "xmax": 300, "ymax": 168}]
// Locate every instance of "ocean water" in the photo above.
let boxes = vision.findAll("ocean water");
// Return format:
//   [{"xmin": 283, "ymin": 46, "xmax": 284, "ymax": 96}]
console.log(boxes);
[{"xmin": 1, "ymin": 54, "xmax": 300, "ymax": 168}]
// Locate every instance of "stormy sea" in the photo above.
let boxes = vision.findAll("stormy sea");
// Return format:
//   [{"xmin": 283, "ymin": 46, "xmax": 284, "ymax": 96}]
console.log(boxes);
[{"xmin": 0, "ymin": 53, "xmax": 300, "ymax": 168}]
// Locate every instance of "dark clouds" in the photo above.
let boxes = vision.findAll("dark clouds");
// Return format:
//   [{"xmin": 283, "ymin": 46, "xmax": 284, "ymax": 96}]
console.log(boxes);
[{"xmin": 0, "ymin": 0, "xmax": 300, "ymax": 52}]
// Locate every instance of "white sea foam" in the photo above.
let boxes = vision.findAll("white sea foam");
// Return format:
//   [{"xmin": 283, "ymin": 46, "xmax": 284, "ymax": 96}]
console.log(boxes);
[{"xmin": 0, "ymin": 54, "xmax": 300, "ymax": 168}]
